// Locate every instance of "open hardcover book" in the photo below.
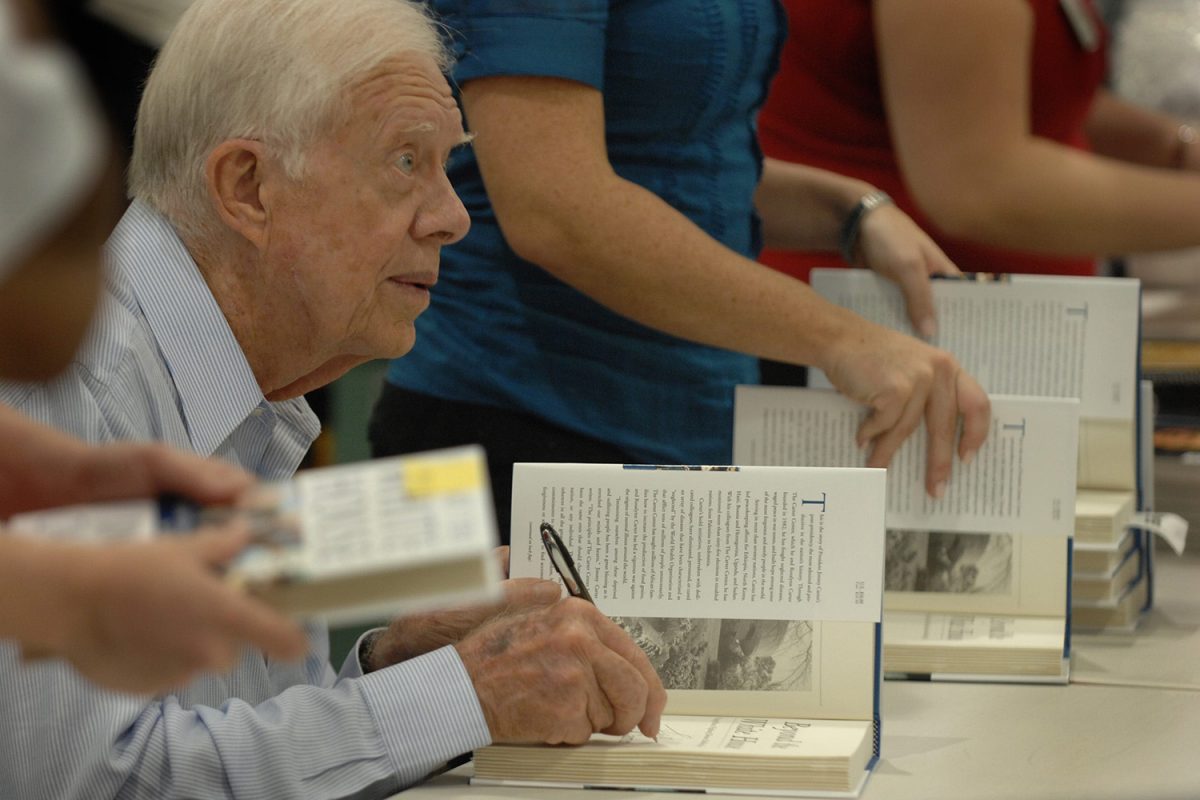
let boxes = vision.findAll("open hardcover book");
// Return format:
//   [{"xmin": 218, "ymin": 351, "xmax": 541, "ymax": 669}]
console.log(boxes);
[
  {"xmin": 809, "ymin": 269, "xmax": 1150, "ymax": 633},
  {"xmin": 473, "ymin": 462, "xmax": 886, "ymax": 798},
  {"xmin": 735, "ymin": 387, "xmax": 1078, "ymax": 683},
  {"xmin": 8, "ymin": 446, "xmax": 502, "ymax": 625}
]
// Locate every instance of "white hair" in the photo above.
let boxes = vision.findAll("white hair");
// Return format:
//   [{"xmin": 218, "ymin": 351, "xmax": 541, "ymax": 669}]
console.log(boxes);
[{"xmin": 128, "ymin": 0, "xmax": 450, "ymax": 239}]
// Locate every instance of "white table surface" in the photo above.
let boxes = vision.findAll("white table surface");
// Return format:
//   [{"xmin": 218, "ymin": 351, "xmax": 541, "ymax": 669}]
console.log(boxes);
[{"xmin": 393, "ymin": 556, "xmax": 1200, "ymax": 800}]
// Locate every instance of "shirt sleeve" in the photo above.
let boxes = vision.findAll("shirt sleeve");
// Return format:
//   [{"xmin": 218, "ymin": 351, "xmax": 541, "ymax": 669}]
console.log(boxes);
[
  {"xmin": 434, "ymin": 0, "xmax": 609, "ymax": 89},
  {"xmin": 0, "ymin": 643, "xmax": 489, "ymax": 800}
]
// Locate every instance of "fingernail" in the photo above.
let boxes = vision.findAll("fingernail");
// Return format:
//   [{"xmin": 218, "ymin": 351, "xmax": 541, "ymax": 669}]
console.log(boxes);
[
  {"xmin": 933, "ymin": 481, "xmax": 948, "ymax": 500},
  {"xmin": 919, "ymin": 318, "xmax": 937, "ymax": 340},
  {"xmin": 961, "ymin": 450, "xmax": 975, "ymax": 467}
]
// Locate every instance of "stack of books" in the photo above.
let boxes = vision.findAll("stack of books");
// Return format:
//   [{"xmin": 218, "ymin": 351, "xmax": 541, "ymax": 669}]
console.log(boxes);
[
  {"xmin": 805, "ymin": 270, "xmax": 1149, "ymax": 640},
  {"xmin": 1072, "ymin": 490, "xmax": 1147, "ymax": 631}
]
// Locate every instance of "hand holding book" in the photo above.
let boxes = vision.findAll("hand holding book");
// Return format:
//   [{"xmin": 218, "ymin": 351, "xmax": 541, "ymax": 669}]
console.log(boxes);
[{"xmin": 818, "ymin": 317, "xmax": 990, "ymax": 498}]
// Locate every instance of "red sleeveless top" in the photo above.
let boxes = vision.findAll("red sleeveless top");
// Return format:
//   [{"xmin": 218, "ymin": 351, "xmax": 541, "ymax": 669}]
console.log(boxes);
[{"xmin": 758, "ymin": 0, "xmax": 1106, "ymax": 279}]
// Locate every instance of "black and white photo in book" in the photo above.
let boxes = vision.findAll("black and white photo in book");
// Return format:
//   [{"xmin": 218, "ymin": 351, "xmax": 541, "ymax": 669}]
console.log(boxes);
[
  {"xmin": 885, "ymin": 531, "xmax": 1013, "ymax": 595},
  {"xmin": 613, "ymin": 617, "xmax": 814, "ymax": 692}
]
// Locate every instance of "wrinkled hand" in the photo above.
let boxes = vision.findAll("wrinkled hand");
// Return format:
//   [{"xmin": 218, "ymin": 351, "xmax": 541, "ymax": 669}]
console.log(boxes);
[
  {"xmin": 822, "ymin": 319, "xmax": 990, "ymax": 497},
  {"xmin": 367, "ymin": 576, "xmax": 561, "ymax": 671},
  {"xmin": 856, "ymin": 203, "xmax": 960, "ymax": 339},
  {"xmin": 456, "ymin": 598, "xmax": 667, "ymax": 745},
  {"xmin": 37, "ymin": 526, "xmax": 308, "ymax": 694}
]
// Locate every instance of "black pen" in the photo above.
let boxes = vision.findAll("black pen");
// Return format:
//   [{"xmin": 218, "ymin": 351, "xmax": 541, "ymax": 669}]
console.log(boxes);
[{"xmin": 540, "ymin": 521, "xmax": 594, "ymax": 604}]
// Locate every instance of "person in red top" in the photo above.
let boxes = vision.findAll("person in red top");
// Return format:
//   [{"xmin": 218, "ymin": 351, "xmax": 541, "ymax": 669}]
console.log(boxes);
[{"xmin": 761, "ymin": 0, "xmax": 1200, "ymax": 287}]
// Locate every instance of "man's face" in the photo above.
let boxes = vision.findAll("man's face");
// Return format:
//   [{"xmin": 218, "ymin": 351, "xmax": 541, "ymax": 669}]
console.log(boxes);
[{"xmin": 261, "ymin": 53, "xmax": 470, "ymax": 364}]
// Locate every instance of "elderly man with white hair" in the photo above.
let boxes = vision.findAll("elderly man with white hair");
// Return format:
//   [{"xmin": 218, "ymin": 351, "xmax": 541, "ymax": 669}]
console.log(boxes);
[{"xmin": 0, "ymin": 1, "xmax": 666, "ymax": 798}]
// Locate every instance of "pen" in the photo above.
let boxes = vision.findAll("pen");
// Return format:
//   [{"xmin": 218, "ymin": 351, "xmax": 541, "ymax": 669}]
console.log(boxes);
[{"xmin": 540, "ymin": 521, "xmax": 594, "ymax": 604}]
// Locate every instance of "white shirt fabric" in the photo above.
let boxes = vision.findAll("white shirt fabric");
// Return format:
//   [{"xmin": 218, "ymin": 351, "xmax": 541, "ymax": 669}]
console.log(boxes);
[{"xmin": 0, "ymin": 201, "xmax": 492, "ymax": 799}]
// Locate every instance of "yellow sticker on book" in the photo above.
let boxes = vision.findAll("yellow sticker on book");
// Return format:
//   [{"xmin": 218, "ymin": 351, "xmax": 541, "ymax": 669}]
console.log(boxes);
[{"xmin": 403, "ymin": 456, "xmax": 484, "ymax": 497}]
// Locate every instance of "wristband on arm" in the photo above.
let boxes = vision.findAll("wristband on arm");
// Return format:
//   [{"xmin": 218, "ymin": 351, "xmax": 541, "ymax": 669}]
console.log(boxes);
[{"xmin": 838, "ymin": 190, "xmax": 893, "ymax": 265}]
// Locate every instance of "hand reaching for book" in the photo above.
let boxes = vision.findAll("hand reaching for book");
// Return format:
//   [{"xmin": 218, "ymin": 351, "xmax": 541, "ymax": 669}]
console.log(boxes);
[
  {"xmin": 10, "ymin": 527, "xmax": 308, "ymax": 694},
  {"xmin": 455, "ymin": 597, "xmax": 668, "ymax": 745},
  {"xmin": 364, "ymin": 576, "xmax": 562, "ymax": 670},
  {"xmin": 857, "ymin": 203, "xmax": 961, "ymax": 339},
  {"xmin": 820, "ymin": 319, "xmax": 990, "ymax": 497}
]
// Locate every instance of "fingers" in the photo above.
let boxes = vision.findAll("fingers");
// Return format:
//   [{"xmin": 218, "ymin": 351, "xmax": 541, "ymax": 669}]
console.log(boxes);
[
  {"xmin": 139, "ymin": 444, "xmax": 255, "ymax": 503},
  {"xmin": 187, "ymin": 524, "xmax": 254, "ymax": 569},
  {"xmin": 893, "ymin": 261, "xmax": 939, "ymax": 341},
  {"xmin": 863, "ymin": 388, "xmax": 924, "ymax": 470},
  {"xmin": 854, "ymin": 344, "xmax": 990, "ymax": 496},
  {"xmin": 955, "ymin": 371, "xmax": 991, "ymax": 463},
  {"xmin": 177, "ymin": 530, "xmax": 308, "ymax": 661},
  {"xmin": 581, "ymin": 603, "xmax": 667, "ymax": 739},
  {"xmin": 921, "ymin": 366, "xmax": 959, "ymax": 497},
  {"xmin": 586, "ymin": 644, "xmax": 647, "ymax": 736},
  {"xmin": 925, "ymin": 240, "xmax": 961, "ymax": 278},
  {"xmin": 459, "ymin": 599, "xmax": 665, "ymax": 745}
]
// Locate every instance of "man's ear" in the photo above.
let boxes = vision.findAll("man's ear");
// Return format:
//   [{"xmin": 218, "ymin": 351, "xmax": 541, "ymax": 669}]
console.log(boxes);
[{"xmin": 205, "ymin": 139, "xmax": 272, "ymax": 250}]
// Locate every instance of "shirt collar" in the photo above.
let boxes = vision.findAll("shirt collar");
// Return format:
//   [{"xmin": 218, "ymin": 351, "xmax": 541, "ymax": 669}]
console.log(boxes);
[{"xmin": 106, "ymin": 200, "xmax": 278, "ymax": 457}]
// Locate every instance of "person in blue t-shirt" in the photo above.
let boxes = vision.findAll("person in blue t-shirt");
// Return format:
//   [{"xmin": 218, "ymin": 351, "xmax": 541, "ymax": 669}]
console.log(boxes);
[{"xmin": 373, "ymin": 0, "xmax": 991, "ymax": 543}]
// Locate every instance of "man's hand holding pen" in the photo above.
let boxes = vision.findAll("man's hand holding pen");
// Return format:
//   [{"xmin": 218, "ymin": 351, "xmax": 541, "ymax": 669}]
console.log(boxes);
[
  {"xmin": 365, "ymin": 538, "xmax": 666, "ymax": 746},
  {"xmin": 455, "ymin": 598, "xmax": 667, "ymax": 745}
]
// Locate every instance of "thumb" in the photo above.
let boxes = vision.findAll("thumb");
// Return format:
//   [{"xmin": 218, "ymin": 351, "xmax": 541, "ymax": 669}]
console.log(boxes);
[{"xmin": 187, "ymin": 523, "xmax": 254, "ymax": 569}]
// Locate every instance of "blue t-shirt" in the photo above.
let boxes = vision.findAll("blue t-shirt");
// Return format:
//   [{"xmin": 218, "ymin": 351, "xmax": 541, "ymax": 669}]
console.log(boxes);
[{"xmin": 387, "ymin": 0, "xmax": 785, "ymax": 464}]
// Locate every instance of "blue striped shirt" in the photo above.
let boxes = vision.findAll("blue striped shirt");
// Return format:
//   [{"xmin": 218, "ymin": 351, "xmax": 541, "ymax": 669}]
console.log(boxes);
[{"xmin": 0, "ymin": 201, "xmax": 491, "ymax": 799}]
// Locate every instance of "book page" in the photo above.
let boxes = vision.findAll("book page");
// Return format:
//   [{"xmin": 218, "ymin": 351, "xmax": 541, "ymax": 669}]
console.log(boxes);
[
  {"xmin": 809, "ymin": 270, "xmax": 1140, "ymax": 422},
  {"xmin": 882, "ymin": 531, "xmax": 1067, "ymax": 617},
  {"xmin": 733, "ymin": 387, "xmax": 1078, "ymax": 536},
  {"xmin": 510, "ymin": 463, "xmax": 883, "ymax": 721},
  {"xmin": 1078, "ymin": 419, "xmax": 1136, "ymax": 491},
  {"xmin": 510, "ymin": 463, "xmax": 884, "ymax": 622},
  {"xmin": 567, "ymin": 715, "xmax": 872, "ymax": 759},
  {"xmin": 883, "ymin": 611, "xmax": 1066, "ymax": 650}
]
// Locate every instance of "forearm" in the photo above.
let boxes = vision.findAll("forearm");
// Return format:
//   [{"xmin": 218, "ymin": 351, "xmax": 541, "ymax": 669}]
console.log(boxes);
[
  {"xmin": 923, "ymin": 137, "xmax": 1200, "ymax": 255},
  {"xmin": 755, "ymin": 158, "xmax": 874, "ymax": 252},
  {"xmin": 878, "ymin": 0, "xmax": 1200, "ymax": 257},
  {"xmin": 502, "ymin": 170, "xmax": 865, "ymax": 371},
  {"xmin": 1085, "ymin": 90, "xmax": 1194, "ymax": 169}
]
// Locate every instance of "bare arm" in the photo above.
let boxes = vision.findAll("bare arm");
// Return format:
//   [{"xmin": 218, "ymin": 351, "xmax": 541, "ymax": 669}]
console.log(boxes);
[
  {"xmin": 759, "ymin": 157, "xmax": 960, "ymax": 337},
  {"xmin": 1085, "ymin": 89, "xmax": 1200, "ymax": 171},
  {"xmin": 876, "ymin": 0, "xmax": 1200, "ymax": 255},
  {"xmin": 462, "ymin": 75, "xmax": 989, "ymax": 492}
]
